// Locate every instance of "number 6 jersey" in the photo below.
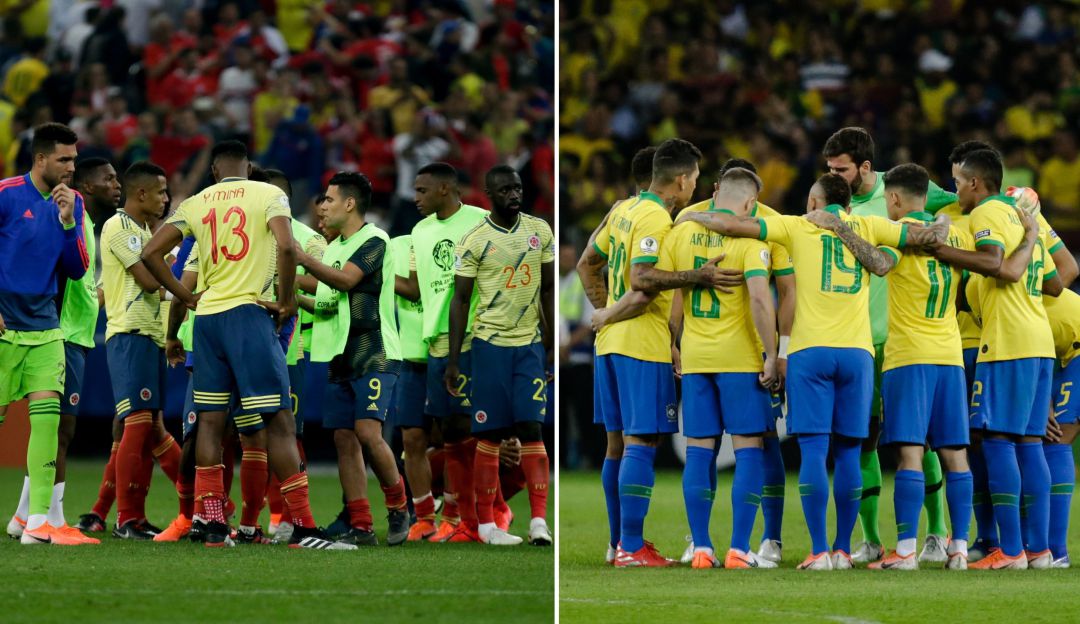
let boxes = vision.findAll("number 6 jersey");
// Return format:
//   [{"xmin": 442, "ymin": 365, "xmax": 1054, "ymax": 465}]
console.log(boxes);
[
  {"xmin": 166, "ymin": 178, "xmax": 292, "ymax": 315},
  {"xmin": 455, "ymin": 212, "xmax": 554, "ymax": 347}
]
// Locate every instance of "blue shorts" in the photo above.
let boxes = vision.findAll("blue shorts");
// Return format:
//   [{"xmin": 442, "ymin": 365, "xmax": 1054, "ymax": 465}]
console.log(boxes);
[
  {"xmin": 392, "ymin": 361, "xmax": 430, "ymax": 429},
  {"xmin": 786, "ymin": 347, "xmax": 874, "ymax": 438},
  {"xmin": 593, "ymin": 353, "xmax": 677, "ymax": 436},
  {"xmin": 323, "ymin": 371, "xmax": 398, "ymax": 429},
  {"xmin": 881, "ymin": 364, "xmax": 969, "ymax": 448},
  {"xmin": 963, "ymin": 348, "xmax": 977, "ymax": 400},
  {"xmin": 1052, "ymin": 358, "xmax": 1080, "ymax": 425},
  {"xmin": 426, "ymin": 351, "xmax": 472, "ymax": 417},
  {"xmin": 106, "ymin": 333, "xmax": 166, "ymax": 419},
  {"xmin": 469, "ymin": 339, "xmax": 547, "ymax": 433},
  {"xmin": 62, "ymin": 343, "xmax": 89, "ymax": 416},
  {"xmin": 681, "ymin": 372, "xmax": 772, "ymax": 438},
  {"xmin": 288, "ymin": 360, "xmax": 306, "ymax": 437},
  {"xmin": 278, "ymin": 315, "xmax": 297, "ymax": 354},
  {"xmin": 970, "ymin": 358, "xmax": 1054, "ymax": 437},
  {"xmin": 192, "ymin": 304, "xmax": 290, "ymax": 414}
]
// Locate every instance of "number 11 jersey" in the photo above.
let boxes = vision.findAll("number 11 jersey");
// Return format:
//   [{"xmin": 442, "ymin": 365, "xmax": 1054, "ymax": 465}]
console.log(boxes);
[{"xmin": 166, "ymin": 178, "xmax": 291, "ymax": 315}]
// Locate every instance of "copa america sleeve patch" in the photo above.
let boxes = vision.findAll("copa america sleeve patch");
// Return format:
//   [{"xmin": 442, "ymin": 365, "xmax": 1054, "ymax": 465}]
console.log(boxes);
[
  {"xmin": 127, "ymin": 235, "xmax": 142, "ymax": 252},
  {"xmin": 639, "ymin": 236, "xmax": 658, "ymax": 254},
  {"xmin": 974, "ymin": 229, "xmax": 991, "ymax": 240},
  {"xmin": 760, "ymin": 249, "xmax": 770, "ymax": 266}
]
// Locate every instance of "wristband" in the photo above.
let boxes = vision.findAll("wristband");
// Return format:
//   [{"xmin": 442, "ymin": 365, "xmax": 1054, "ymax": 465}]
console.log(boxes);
[{"xmin": 778, "ymin": 336, "xmax": 790, "ymax": 359}]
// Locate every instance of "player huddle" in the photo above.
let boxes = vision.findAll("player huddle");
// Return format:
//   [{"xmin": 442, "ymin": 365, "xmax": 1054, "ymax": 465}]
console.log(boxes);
[
  {"xmin": 578, "ymin": 127, "xmax": 1079, "ymax": 570},
  {"xmin": 2, "ymin": 122, "xmax": 554, "ymax": 549}
]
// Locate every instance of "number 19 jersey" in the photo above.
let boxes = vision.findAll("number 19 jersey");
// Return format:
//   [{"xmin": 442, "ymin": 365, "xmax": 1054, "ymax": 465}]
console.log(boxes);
[
  {"xmin": 593, "ymin": 192, "xmax": 674, "ymax": 363},
  {"xmin": 166, "ymin": 178, "xmax": 291, "ymax": 316}
]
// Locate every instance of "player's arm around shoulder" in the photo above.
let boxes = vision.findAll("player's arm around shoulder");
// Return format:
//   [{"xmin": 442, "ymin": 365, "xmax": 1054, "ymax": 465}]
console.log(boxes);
[
  {"xmin": 676, "ymin": 207, "xmax": 765, "ymax": 240},
  {"xmin": 630, "ymin": 220, "xmax": 743, "ymax": 294},
  {"xmin": 807, "ymin": 212, "xmax": 896, "ymax": 276}
]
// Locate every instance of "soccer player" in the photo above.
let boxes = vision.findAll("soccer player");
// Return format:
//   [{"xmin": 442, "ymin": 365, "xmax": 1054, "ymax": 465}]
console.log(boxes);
[
  {"xmin": 141, "ymin": 140, "xmax": 353, "ymax": 549},
  {"xmin": 0, "ymin": 122, "xmax": 90, "ymax": 545},
  {"xmin": 7, "ymin": 157, "xmax": 116, "ymax": 545},
  {"xmin": 676, "ymin": 157, "xmax": 794, "ymax": 563},
  {"xmin": 822, "ymin": 127, "xmax": 958, "ymax": 564},
  {"xmin": 822, "ymin": 164, "xmax": 975, "ymax": 570},
  {"xmin": 445, "ymin": 165, "xmax": 554, "ymax": 546},
  {"xmin": 1040, "ymin": 288, "xmax": 1080, "ymax": 568},
  {"xmin": 679, "ymin": 172, "xmax": 946, "ymax": 570},
  {"xmin": 99, "ymin": 161, "xmax": 177, "ymax": 539},
  {"xmin": 396, "ymin": 162, "xmax": 488, "ymax": 542},
  {"xmin": 301, "ymin": 171, "xmax": 409, "ymax": 546},
  {"xmin": 930, "ymin": 148, "xmax": 1062, "ymax": 569},
  {"xmin": 658, "ymin": 167, "xmax": 780, "ymax": 569}
]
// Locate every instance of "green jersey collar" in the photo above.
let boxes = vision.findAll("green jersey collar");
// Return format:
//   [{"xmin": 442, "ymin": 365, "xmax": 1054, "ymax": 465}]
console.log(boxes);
[
  {"xmin": 824, "ymin": 204, "xmax": 845, "ymax": 215},
  {"xmin": 851, "ymin": 171, "xmax": 883, "ymax": 204},
  {"xmin": 640, "ymin": 191, "xmax": 664, "ymax": 206},
  {"xmin": 905, "ymin": 210, "xmax": 934, "ymax": 223},
  {"xmin": 977, "ymin": 194, "xmax": 1015, "ymax": 207}
]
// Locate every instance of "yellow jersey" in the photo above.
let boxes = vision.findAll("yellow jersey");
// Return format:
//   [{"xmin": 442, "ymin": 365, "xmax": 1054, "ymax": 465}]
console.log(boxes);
[
  {"xmin": 683, "ymin": 199, "xmax": 793, "ymax": 277},
  {"xmin": 455, "ymin": 214, "xmax": 554, "ymax": 347},
  {"xmin": 1042, "ymin": 289, "xmax": 1080, "ymax": 367},
  {"xmin": 662, "ymin": 213, "xmax": 771, "ymax": 373},
  {"xmin": 166, "ymin": 178, "xmax": 292, "ymax": 316},
  {"xmin": 879, "ymin": 212, "xmax": 972, "ymax": 371},
  {"xmin": 100, "ymin": 211, "xmax": 164, "ymax": 346},
  {"xmin": 593, "ymin": 192, "xmax": 674, "ymax": 363},
  {"xmin": 759, "ymin": 209, "xmax": 906, "ymax": 356},
  {"xmin": 966, "ymin": 195, "xmax": 1056, "ymax": 362}
]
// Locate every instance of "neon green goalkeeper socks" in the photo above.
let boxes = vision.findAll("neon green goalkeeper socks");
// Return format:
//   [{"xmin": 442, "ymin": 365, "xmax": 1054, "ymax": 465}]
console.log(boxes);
[
  {"xmin": 858, "ymin": 449, "xmax": 882, "ymax": 545},
  {"xmin": 923, "ymin": 449, "xmax": 948, "ymax": 536},
  {"xmin": 26, "ymin": 398, "xmax": 60, "ymax": 518}
]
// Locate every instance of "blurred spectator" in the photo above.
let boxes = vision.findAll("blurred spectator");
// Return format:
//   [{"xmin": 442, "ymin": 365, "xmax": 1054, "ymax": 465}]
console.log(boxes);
[
  {"xmin": 218, "ymin": 46, "xmax": 258, "ymax": 141},
  {"xmin": 150, "ymin": 108, "xmax": 210, "ymax": 201},
  {"xmin": 103, "ymin": 89, "xmax": 138, "ymax": 154},
  {"xmin": 391, "ymin": 110, "xmax": 454, "ymax": 233},
  {"xmin": 252, "ymin": 68, "xmax": 299, "ymax": 154},
  {"xmin": 78, "ymin": 115, "xmax": 115, "ymax": 163},
  {"xmin": 1039, "ymin": 130, "xmax": 1080, "ymax": 228},
  {"xmin": 262, "ymin": 105, "xmax": 324, "ymax": 212},
  {"xmin": 3, "ymin": 35, "xmax": 47, "ymax": 107},
  {"xmin": 369, "ymin": 57, "xmax": 432, "ymax": 136},
  {"xmin": 80, "ymin": 7, "xmax": 133, "ymax": 86},
  {"xmin": 558, "ymin": 239, "xmax": 597, "ymax": 469}
]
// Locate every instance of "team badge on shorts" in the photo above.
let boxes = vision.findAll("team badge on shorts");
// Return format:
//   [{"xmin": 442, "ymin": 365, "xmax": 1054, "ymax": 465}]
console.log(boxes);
[
  {"xmin": 666, "ymin": 404, "xmax": 677, "ymax": 423},
  {"xmin": 187, "ymin": 411, "xmax": 197, "ymax": 425},
  {"xmin": 528, "ymin": 235, "xmax": 541, "ymax": 250},
  {"xmin": 140, "ymin": 388, "xmax": 152, "ymax": 401},
  {"xmin": 475, "ymin": 410, "xmax": 488, "ymax": 424},
  {"xmin": 69, "ymin": 393, "xmax": 80, "ymax": 406}
]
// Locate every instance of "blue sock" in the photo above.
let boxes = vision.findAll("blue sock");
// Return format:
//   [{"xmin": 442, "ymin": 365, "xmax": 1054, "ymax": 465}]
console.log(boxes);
[
  {"xmin": 983, "ymin": 438, "xmax": 1023, "ymax": 557},
  {"xmin": 893, "ymin": 469, "xmax": 925, "ymax": 542},
  {"xmin": 945, "ymin": 471, "xmax": 973, "ymax": 543},
  {"xmin": 831, "ymin": 438, "xmax": 863, "ymax": 554},
  {"xmin": 601, "ymin": 457, "xmax": 621, "ymax": 548},
  {"xmin": 969, "ymin": 444, "xmax": 998, "ymax": 546},
  {"xmin": 618, "ymin": 445, "xmax": 657, "ymax": 553},
  {"xmin": 761, "ymin": 436, "xmax": 785, "ymax": 543},
  {"xmin": 797, "ymin": 434, "xmax": 830, "ymax": 555},
  {"xmin": 1044, "ymin": 444, "xmax": 1074, "ymax": 559},
  {"xmin": 730, "ymin": 447, "xmax": 764, "ymax": 553},
  {"xmin": 1018, "ymin": 441, "xmax": 1051, "ymax": 553},
  {"xmin": 682, "ymin": 446, "xmax": 715, "ymax": 552}
]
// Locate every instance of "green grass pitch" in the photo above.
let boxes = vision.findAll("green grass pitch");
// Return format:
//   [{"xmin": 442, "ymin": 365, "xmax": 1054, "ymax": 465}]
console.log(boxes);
[
  {"xmin": 0, "ymin": 461, "xmax": 553, "ymax": 624},
  {"xmin": 560, "ymin": 469, "xmax": 1080, "ymax": 623}
]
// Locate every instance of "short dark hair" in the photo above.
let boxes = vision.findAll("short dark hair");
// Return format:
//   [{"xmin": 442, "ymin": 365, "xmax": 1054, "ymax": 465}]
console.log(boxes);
[
  {"xmin": 960, "ymin": 149, "xmax": 1003, "ymax": 193},
  {"xmin": 816, "ymin": 173, "xmax": 851, "ymax": 207},
  {"xmin": 719, "ymin": 158, "xmax": 758, "ymax": 176},
  {"xmin": 328, "ymin": 171, "xmax": 372, "ymax": 211},
  {"xmin": 949, "ymin": 140, "xmax": 999, "ymax": 165},
  {"xmin": 652, "ymin": 138, "xmax": 702, "ymax": 185},
  {"xmin": 73, "ymin": 157, "xmax": 112, "ymax": 188},
  {"xmin": 211, "ymin": 140, "xmax": 248, "ymax": 162},
  {"xmin": 485, "ymin": 164, "xmax": 519, "ymax": 188},
  {"xmin": 719, "ymin": 167, "xmax": 762, "ymax": 195},
  {"xmin": 124, "ymin": 161, "xmax": 166, "ymax": 188},
  {"xmin": 882, "ymin": 163, "xmax": 930, "ymax": 197},
  {"xmin": 630, "ymin": 146, "xmax": 656, "ymax": 188},
  {"xmin": 417, "ymin": 162, "xmax": 458, "ymax": 183},
  {"xmin": 31, "ymin": 123, "xmax": 78, "ymax": 157},
  {"xmin": 822, "ymin": 127, "xmax": 874, "ymax": 166},
  {"xmin": 264, "ymin": 168, "xmax": 292, "ymax": 197},
  {"xmin": 248, "ymin": 165, "xmax": 270, "ymax": 182}
]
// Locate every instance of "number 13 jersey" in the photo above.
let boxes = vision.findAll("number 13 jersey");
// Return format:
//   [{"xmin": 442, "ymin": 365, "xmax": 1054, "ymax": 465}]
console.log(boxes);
[
  {"xmin": 455, "ymin": 213, "xmax": 554, "ymax": 347},
  {"xmin": 166, "ymin": 178, "xmax": 291, "ymax": 315}
]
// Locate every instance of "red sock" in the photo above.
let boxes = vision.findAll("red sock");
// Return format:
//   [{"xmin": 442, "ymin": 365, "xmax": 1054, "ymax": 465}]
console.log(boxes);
[
  {"xmin": 473, "ymin": 440, "xmax": 501, "ymax": 525},
  {"xmin": 445, "ymin": 438, "xmax": 477, "ymax": 526},
  {"xmin": 116, "ymin": 412, "xmax": 153, "ymax": 526},
  {"xmin": 267, "ymin": 473, "xmax": 283, "ymax": 517},
  {"xmin": 500, "ymin": 462, "xmax": 527, "ymax": 501},
  {"xmin": 381, "ymin": 475, "xmax": 407, "ymax": 511},
  {"xmin": 347, "ymin": 498, "xmax": 373, "ymax": 531},
  {"xmin": 428, "ymin": 448, "xmax": 446, "ymax": 497},
  {"xmin": 178, "ymin": 473, "xmax": 194, "ymax": 520},
  {"xmin": 194, "ymin": 465, "xmax": 226, "ymax": 523},
  {"xmin": 240, "ymin": 447, "xmax": 268, "ymax": 527},
  {"xmin": 521, "ymin": 442, "xmax": 549, "ymax": 520},
  {"xmin": 494, "ymin": 478, "xmax": 509, "ymax": 516},
  {"xmin": 91, "ymin": 442, "xmax": 120, "ymax": 519},
  {"xmin": 280, "ymin": 472, "xmax": 315, "ymax": 528},
  {"xmin": 414, "ymin": 493, "xmax": 436, "ymax": 522},
  {"xmin": 442, "ymin": 495, "xmax": 459, "ymax": 524},
  {"xmin": 153, "ymin": 435, "xmax": 181, "ymax": 485}
]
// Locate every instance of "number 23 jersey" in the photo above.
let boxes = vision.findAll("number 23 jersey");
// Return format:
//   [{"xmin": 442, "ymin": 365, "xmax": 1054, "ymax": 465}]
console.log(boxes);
[
  {"xmin": 455, "ymin": 213, "xmax": 554, "ymax": 347},
  {"xmin": 166, "ymin": 179, "xmax": 291, "ymax": 316}
]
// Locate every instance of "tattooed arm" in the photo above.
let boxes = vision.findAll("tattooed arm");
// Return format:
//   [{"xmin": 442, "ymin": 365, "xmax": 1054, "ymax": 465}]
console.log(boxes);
[
  {"xmin": 576, "ymin": 208, "xmax": 615, "ymax": 308},
  {"xmin": 590, "ymin": 289, "xmax": 657, "ymax": 331},
  {"xmin": 806, "ymin": 211, "xmax": 895, "ymax": 276}
]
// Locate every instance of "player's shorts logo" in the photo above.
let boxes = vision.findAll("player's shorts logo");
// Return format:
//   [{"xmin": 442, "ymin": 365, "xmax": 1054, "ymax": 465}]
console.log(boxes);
[
  {"xmin": 666, "ymin": 404, "xmax": 677, "ymax": 422},
  {"xmin": 140, "ymin": 388, "xmax": 152, "ymax": 401},
  {"xmin": 475, "ymin": 410, "xmax": 488, "ymax": 424},
  {"xmin": 187, "ymin": 411, "xmax": 197, "ymax": 425},
  {"xmin": 433, "ymin": 239, "xmax": 456, "ymax": 271},
  {"xmin": 69, "ymin": 393, "xmax": 80, "ymax": 406},
  {"xmin": 528, "ymin": 235, "xmax": 541, "ymax": 250}
]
